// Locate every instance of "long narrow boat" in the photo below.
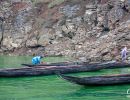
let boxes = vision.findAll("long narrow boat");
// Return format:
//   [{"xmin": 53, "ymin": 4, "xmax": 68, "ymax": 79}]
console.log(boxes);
[
  {"xmin": 21, "ymin": 61, "xmax": 94, "ymax": 67},
  {"xmin": 21, "ymin": 61, "xmax": 118, "ymax": 67},
  {"xmin": 59, "ymin": 74, "xmax": 130, "ymax": 86},
  {"xmin": 21, "ymin": 62, "xmax": 81, "ymax": 67},
  {"xmin": 22, "ymin": 61, "xmax": 130, "ymax": 69},
  {"xmin": 0, "ymin": 65, "xmax": 105, "ymax": 77},
  {"xmin": 1, "ymin": 62, "xmax": 130, "ymax": 77}
]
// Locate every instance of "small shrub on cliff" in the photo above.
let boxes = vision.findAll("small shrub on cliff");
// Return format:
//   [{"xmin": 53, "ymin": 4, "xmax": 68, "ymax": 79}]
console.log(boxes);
[{"xmin": 48, "ymin": 0, "xmax": 64, "ymax": 8}]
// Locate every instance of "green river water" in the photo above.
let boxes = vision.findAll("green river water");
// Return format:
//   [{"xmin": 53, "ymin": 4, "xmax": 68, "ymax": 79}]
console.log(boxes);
[{"xmin": 0, "ymin": 56, "xmax": 130, "ymax": 100}]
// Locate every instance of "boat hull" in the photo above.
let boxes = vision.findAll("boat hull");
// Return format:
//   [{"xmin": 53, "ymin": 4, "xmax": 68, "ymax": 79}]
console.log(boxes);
[
  {"xmin": 59, "ymin": 74, "xmax": 130, "ymax": 86},
  {"xmin": 0, "ymin": 65, "xmax": 103, "ymax": 77},
  {"xmin": 1, "ymin": 62, "xmax": 130, "ymax": 77}
]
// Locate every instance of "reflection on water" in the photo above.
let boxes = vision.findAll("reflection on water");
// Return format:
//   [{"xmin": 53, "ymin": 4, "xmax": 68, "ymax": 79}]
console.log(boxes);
[
  {"xmin": 0, "ymin": 56, "xmax": 130, "ymax": 100},
  {"xmin": 65, "ymin": 85, "xmax": 128, "ymax": 96},
  {"xmin": 121, "ymin": 68, "xmax": 130, "ymax": 74}
]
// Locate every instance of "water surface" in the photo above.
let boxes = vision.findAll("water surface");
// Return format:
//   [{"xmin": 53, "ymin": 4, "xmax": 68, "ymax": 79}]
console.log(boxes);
[{"xmin": 0, "ymin": 56, "xmax": 130, "ymax": 100}]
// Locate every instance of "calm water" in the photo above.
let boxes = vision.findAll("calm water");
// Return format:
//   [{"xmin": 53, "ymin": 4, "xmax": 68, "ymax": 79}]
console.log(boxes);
[{"xmin": 0, "ymin": 56, "xmax": 130, "ymax": 100}]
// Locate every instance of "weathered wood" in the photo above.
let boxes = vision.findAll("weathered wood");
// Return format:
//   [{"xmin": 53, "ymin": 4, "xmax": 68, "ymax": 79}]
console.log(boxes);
[
  {"xmin": 1, "ymin": 62, "xmax": 130, "ymax": 77},
  {"xmin": 22, "ymin": 61, "xmax": 130, "ymax": 69},
  {"xmin": 21, "ymin": 61, "xmax": 89, "ymax": 67},
  {"xmin": 21, "ymin": 62, "xmax": 76, "ymax": 67},
  {"xmin": 59, "ymin": 74, "xmax": 130, "ymax": 86},
  {"xmin": 0, "ymin": 65, "xmax": 104, "ymax": 77},
  {"xmin": 96, "ymin": 62, "xmax": 130, "ymax": 69},
  {"xmin": 21, "ymin": 61, "xmax": 110, "ymax": 67}
]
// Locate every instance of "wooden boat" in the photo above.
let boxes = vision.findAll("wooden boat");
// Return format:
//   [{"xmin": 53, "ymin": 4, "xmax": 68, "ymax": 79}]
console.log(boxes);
[
  {"xmin": 59, "ymin": 74, "xmax": 130, "ymax": 86},
  {"xmin": 0, "ymin": 65, "xmax": 105, "ymax": 77},
  {"xmin": 22, "ymin": 61, "xmax": 130, "ymax": 69},
  {"xmin": 21, "ymin": 61, "xmax": 92, "ymax": 67},
  {"xmin": 22, "ymin": 61, "xmax": 118, "ymax": 67},
  {"xmin": 1, "ymin": 62, "xmax": 130, "ymax": 77},
  {"xmin": 21, "ymin": 62, "xmax": 81, "ymax": 67}
]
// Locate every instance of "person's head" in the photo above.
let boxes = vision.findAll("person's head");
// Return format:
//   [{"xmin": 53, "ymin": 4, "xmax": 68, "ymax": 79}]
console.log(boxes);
[
  {"xmin": 40, "ymin": 56, "xmax": 43, "ymax": 58},
  {"xmin": 32, "ymin": 53, "xmax": 36, "ymax": 57},
  {"xmin": 123, "ymin": 45, "xmax": 127, "ymax": 49}
]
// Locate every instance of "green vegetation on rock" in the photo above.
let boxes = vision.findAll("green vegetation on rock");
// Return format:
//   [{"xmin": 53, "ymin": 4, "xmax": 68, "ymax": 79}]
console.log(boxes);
[{"xmin": 48, "ymin": 0, "xmax": 65, "ymax": 8}]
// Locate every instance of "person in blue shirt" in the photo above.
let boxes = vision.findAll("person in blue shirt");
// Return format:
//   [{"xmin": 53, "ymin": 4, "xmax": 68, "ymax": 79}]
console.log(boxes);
[{"xmin": 32, "ymin": 56, "xmax": 43, "ymax": 65}]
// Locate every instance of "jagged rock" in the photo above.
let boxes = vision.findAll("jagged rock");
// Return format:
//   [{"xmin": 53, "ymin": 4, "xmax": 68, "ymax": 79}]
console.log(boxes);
[
  {"xmin": 61, "ymin": 21, "xmax": 77, "ymax": 39},
  {"xmin": 59, "ymin": 5, "xmax": 80, "ymax": 18},
  {"xmin": 26, "ymin": 37, "xmax": 37, "ymax": 47},
  {"xmin": 102, "ymin": 53, "xmax": 113, "ymax": 61},
  {"xmin": 71, "ymin": 17, "xmax": 83, "ymax": 25},
  {"xmin": 125, "ymin": 0, "xmax": 130, "ymax": 12},
  {"xmin": 86, "ymin": 5, "xmax": 97, "ymax": 9},
  {"xmin": 39, "ymin": 37, "xmax": 50, "ymax": 46},
  {"xmin": 108, "ymin": 6, "xmax": 124, "ymax": 29},
  {"xmin": 1, "ymin": 0, "xmax": 130, "ymax": 62},
  {"xmin": 2, "ymin": 37, "xmax": 13, "ymax": 49},
  {"xmin": 84, "ymin": 9, "xmax": 97, "ymax": 26}
]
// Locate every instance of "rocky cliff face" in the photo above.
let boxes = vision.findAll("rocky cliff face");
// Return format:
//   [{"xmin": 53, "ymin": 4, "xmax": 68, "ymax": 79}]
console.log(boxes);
[{"xmin": 0, "ymin": 0, "xmax": 130, "ymax": 62}]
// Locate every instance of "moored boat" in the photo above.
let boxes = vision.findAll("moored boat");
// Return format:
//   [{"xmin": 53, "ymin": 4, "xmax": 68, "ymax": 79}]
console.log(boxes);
[
  {"xmin": 59, "ymin": 74, "xmax": 130, "ymax": 86},
  {"xmin": 21, "ymin": 61, "xmax": 83, "ymax": 67},
  {"xmin": 0, "ymin": 65, "xmax": 104, "ymax": 77},
  {"xmin": 22, "ymin": 61, "xmax": 130, "ymax": 69},
  {"xmin": 1, "ymin": 62, "xmax": 130, "ymax": 77}
]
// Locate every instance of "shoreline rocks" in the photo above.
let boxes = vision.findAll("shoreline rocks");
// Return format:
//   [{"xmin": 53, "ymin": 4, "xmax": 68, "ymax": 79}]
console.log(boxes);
[{"xmin": 0, "ymin": 0, "xmax": 130, "ymax": 62}]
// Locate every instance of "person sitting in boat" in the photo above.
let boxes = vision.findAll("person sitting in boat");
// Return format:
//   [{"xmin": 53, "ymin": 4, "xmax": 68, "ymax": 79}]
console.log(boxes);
[
  {"xmin": 32, "ymin": 56, "xmax": 43, "ymax": 65},
  {"xmin": 121, "ymin": 46, "xmax": 127, "ymax": 62}
]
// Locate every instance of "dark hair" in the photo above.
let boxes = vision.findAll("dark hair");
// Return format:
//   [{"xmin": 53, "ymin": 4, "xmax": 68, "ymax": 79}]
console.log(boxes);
[{"xmin": 40, "ymin": 56, "xmax": 43, "ymax": 58}]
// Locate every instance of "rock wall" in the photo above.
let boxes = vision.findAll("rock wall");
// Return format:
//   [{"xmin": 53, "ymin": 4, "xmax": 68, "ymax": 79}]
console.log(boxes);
[{"xmin": 0, "ymin": 0, "xmax": 130, "ymax": 62}]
